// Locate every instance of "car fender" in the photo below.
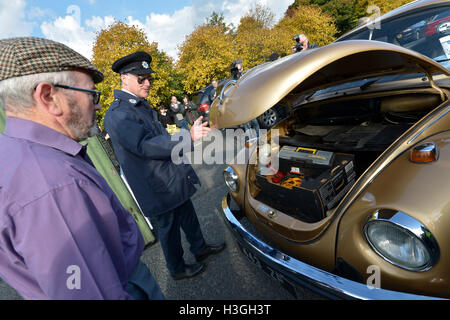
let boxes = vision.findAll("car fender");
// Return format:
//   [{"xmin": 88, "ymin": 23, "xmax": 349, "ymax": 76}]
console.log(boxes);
[{"xmin": 335, "ymin": 127, "xmax": 450, "ymax": 297}]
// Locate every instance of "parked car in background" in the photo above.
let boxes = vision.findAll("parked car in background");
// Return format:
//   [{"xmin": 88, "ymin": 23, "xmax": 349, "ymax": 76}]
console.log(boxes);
[
  {"xmin": 194, "ymin": 77, "xmax": 289, "ymax": 129},
  {"xmin": 211, "ymin": 0, "xmax": 450, "ymax": 299},
  {"xmin": 192, "ymin": 80, "xmax": 227, "ymax": 119},
  {"xmin": 425, "ymin": 7, "xmax": 450, "ymax": 36},
  {"xmin": 397, "ymin": 20, "xmax": 427, "ymax": 44},
  {"xmin": 257, "ymin": 104, "xmax": 290, "ymax": 129}
]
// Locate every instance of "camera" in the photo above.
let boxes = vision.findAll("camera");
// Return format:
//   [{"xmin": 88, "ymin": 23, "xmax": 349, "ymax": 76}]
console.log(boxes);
[
  {"xmin": 294, "ymin": 43, "xmax": 304, "ymax": 52},
  {"xmin": 293, "ymin": 34, "xmax": 304, "ymax": 52}
]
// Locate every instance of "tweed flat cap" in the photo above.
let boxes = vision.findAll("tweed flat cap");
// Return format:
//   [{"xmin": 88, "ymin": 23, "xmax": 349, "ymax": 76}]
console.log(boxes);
[{"xmin": 0, "ymin": 37, "xmax": 104, "ymax": 83}]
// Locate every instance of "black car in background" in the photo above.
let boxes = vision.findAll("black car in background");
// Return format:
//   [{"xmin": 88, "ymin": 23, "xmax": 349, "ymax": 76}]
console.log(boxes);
[
  {"xmin": 193, "ymin": 78, "xmax": 288, "ymax": 129},
  {"xmin": 191, "ymin": 81, "xmax": 224, "ymax": 119}
]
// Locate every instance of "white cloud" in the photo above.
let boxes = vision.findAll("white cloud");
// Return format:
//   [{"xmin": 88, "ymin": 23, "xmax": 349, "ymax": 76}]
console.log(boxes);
[
  {"xmin": 141, "ymin": 6, "xmax": 198, "ymax": 59},
  {"xmin": 41, "ymin": 12, "xmax": 114, "ymax": 60},
  {"xmin": 27, "ymin": 7, "xmax": 53, "ymax": 20},
  {"xmin": 38, "ymin": 0, "xmax": 294, "ymax": 61},
  {"xmin": 0, "ymin": 0, "xmax": 33, "ymax": 37},
  {"xmin": 139, "ymin": 0, "xmax": 293, "ymax": 60},
  {"xmin": 86, "ymin": 15, "xmax": 115, "ymax": 30},
  {"xmin": 41, "ymin": 15, "xmax": 94, "ymax": 60}
]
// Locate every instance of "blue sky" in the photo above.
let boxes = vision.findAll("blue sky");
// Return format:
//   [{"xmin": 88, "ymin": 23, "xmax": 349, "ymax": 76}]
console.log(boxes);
[{"xmin": 0, "ymin": 0, "xmax": 294, "ymax": 60}]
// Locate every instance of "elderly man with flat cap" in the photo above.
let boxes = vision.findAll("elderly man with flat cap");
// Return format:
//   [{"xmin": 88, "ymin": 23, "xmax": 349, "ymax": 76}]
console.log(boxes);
[
  {"xmin": 0, "ymin": 37, "xmax": 164, "ymax": 300},
  {"xmin": 104, "ymin": 51, "xmax": 226, "ymax": 281}
]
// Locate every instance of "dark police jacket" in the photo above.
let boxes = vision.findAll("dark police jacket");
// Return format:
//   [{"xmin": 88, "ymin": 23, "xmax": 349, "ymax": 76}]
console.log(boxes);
[{"xmin": 104, "ymin": 90, "xmax": 200, "ymax": 217}]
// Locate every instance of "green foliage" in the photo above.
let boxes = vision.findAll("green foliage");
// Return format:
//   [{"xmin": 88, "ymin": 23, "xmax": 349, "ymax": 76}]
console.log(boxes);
[
  {"xmin": 206, "ymin": 11, "xmax": 234, "ymax": 31},
  {"xmin": 287, "ymin": 0, "xmax": 411, "ymax": 36},
  {"xmin": 234, "ymin": 5, "xmax": 277, "ymax": 68},
  {"xmin": 368, "ymin": 0, "xmax": 412, "ymax": 15},
  {"xmin": 91, "ymin": 21, "xmax": 181, "ymax": 127}
]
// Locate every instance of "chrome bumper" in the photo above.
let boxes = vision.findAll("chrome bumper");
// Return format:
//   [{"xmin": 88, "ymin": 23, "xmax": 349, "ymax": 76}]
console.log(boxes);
[{"xmin": 222, "ymin": 194, "xmax": 444, "ymax": 300}]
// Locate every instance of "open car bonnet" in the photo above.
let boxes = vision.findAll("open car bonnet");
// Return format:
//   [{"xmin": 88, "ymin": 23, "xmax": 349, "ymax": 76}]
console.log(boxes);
[{"xmin": 209, "ymin": 40, "xmax": 450, "ymax": 129}]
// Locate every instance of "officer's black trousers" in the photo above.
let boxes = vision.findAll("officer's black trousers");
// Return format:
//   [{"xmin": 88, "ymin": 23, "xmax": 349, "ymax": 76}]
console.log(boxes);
[{"xmin": 153, "ymin": 199, "xmax": 207, "ymax": 275}]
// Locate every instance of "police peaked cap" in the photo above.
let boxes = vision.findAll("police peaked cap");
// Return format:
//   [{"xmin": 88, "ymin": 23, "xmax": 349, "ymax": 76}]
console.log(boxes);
[{"xmin": 112, "ymin": 51, "xmax": 155, "ymax": 75}]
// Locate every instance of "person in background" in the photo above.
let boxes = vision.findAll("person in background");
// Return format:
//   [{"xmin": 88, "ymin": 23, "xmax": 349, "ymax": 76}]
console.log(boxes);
[
  {"xmin": 104, "ymin": 51, "xmax": 226, "ymax": 281},
  {"xmin": 292, "ymin": 34, "xmax": 318, "ymax": 53},
  {"xmin": 169, "ymin": 95, "xmax": 190, "ymax": 130},
  {"xmin": 182, "ymin": 95, "xmax": 200, "ymax": 127},
  {"xmin": 230, "ymin": 59, "xmax": 244, "ymax": 80},
  {"xmin": 0, "ymin": 37, "xmax": 164, "ymax": 300},
  {"xmin": 158, "ymin": 105, "xmax": 175, "ymax": 128},
  {"xmin": 269, "ymin": 52, "xmax": 281, "ymax": 61},
  {"xmin": 230, "ymin": 59, "xmax": 260, "ymax": 137},
  {"xmin": 208, "ymin": 80, "xmax": 218, "ymax": 105}
]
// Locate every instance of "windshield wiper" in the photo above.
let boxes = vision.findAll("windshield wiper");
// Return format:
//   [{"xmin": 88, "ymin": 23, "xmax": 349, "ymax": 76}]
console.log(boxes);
[
  {"xmin": 434, "ymin": 58, "xmax": 450, "ymax": 63},
  {"xmin": 360, "ymin": 78, "xmax": 380, "ymax": 91},
  {"xmin": 305, "ymin": 92, "xmax": 315, "ymax": 101}
]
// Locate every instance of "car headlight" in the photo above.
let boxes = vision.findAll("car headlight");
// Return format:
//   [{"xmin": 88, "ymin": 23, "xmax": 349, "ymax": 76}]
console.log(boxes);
[
  {"xmin": 224, "ymin": 166, "xmax": 239, "ymax": 192},
  {"xmin": 364, "ymin": 210, "xmax": 440, "ymax": 272}
]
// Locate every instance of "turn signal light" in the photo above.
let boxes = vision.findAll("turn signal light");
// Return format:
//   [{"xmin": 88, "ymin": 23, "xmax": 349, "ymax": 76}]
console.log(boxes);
[{"xmin": 410, "ymin": 142, "xmax": 438, "ymax": 163}]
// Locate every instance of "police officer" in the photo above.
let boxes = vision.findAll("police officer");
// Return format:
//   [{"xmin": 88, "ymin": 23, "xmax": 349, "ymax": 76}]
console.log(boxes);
[{"xmin": 104, "ymin": 51, "xmax": 226, "ymax": 280}]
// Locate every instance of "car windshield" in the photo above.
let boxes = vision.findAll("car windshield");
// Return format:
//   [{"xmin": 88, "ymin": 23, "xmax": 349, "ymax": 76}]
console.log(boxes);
[
  {"xmin": 315, "ymin": 5, "xmax": 450, "ymax": 96},
  {"xmin": 341, "ymin": 5, "xmax": 450, "ymax": 66}
]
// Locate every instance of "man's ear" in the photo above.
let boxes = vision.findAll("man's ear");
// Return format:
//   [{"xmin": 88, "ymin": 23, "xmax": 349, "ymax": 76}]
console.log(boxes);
[
  {"xmin": 120, "ymin": 74, "xmax": 128, "ymax": 87},
  {"xmin": 34, "ymin": 82, "xmax": 63, "ymax": 116}
]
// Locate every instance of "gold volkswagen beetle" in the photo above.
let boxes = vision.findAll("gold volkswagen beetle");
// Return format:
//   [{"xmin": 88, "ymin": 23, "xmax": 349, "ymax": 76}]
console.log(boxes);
[{"xmin": 210, "ymin": 0, "xmax": 450, "ymax": 299}]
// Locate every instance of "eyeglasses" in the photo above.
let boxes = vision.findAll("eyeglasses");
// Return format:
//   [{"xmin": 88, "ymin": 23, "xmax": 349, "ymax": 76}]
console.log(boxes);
[
  {"xmin": 54, "ymin": 84, "xmax": 101, "ymax": 105},
  {"xmin": 135, "ymin": 75, "xmax": 154, "ymax": 85}
]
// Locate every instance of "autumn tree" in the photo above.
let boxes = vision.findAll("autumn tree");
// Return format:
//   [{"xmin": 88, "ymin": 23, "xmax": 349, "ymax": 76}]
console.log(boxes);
[
  {"xmin": 176, "ymin": 22, "xmax": 235, "ymax": 94},
  {"xmin": 177, "ymin": 5, "xmax": 338, "ymax": 92},
  {"xmin": 234, "ymin": 5, "xmax": 281, "ymax": 69},
  {"xmin": 206, "ymin": 11, "xmax": 234, "ymax": 31},
  {"xmin": 368, "ymin": 0, "xmax": 411, "ymax": 16},
  {"xmin": 287, "ymin": 0, "xmax": 411, "ymax": 36},
  {"xmin": 92, "ymin": 21, "xmax": 182, "ymax": 127}
]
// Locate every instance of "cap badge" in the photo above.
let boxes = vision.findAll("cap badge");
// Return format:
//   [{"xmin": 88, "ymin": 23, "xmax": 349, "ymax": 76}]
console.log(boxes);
[{"xmin": 142, "ymin": 61, "xmax": 149, "ymax": 69}]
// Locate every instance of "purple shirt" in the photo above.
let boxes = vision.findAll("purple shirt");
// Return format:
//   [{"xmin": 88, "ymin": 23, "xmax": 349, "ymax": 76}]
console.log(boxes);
[{"xmin": 0, "ymin": 118, "xmax": 144, "ymax": 299}]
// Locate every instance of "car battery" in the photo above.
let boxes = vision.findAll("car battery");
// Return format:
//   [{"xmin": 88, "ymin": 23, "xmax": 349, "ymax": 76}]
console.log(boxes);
[
  {"xmin": 277, "ymin": 146, "xmax": 335, "ymax": 175},
  {"xmin": 255, "ymin": 153, "xmax": 356, "ymax": 223}
]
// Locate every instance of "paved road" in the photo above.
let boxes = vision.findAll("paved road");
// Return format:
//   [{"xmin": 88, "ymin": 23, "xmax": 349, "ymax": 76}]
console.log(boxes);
[{"xmin": 0, "ymin": 134, "xmax": 323, "ymax": 300}]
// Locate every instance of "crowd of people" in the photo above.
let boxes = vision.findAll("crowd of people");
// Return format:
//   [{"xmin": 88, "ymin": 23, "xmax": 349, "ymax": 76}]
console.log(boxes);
[
  {"xmin": 0, "ymin": 32, "xmax": 314, "ymax": 300},
  {"xmin": 158, "ymin": 34, "xmax": 315, "ymax": 134},
  {"xmin": 158, "ymin": 94, "xmax": 204, "ymax": 131}
]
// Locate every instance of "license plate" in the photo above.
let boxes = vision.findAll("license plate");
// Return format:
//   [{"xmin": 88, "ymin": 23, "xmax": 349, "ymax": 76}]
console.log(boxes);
[{"xmin": 238, "ymin": 243, "xmax": 299, "ymax": 298}]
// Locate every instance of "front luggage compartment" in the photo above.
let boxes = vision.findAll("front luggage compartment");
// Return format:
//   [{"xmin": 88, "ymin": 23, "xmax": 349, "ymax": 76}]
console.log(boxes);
[{"xmin": 249, "ymin": 92, "xmax": 442, "ymax": 224}]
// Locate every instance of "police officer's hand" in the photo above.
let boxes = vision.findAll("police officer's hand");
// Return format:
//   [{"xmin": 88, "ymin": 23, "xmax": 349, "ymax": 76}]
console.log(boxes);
[{"xmin": 190, "ymin": 116, "xmax": 211, "ymax": 141}]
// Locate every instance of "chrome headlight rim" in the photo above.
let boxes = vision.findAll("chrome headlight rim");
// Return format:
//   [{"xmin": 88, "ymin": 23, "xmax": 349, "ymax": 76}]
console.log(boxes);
[
  {"xmin": 363, "ymin": 210, "xmax": 440, "ymax": 272},
  {"xmin": 223, "ymin": 166, "xmax": 239, "ymax": 193}
]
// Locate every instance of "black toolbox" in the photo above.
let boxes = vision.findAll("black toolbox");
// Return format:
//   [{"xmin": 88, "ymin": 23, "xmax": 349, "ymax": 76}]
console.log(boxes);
[{"xmin": 255, "ymin": 152, "xmax": 356, "ymax": 223}]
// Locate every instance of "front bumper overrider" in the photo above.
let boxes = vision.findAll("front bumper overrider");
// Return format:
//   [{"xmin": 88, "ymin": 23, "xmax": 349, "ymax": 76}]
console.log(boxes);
[{"xmin": 221, "ymin": 193, "xmax": 444, "ymax": 300}]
